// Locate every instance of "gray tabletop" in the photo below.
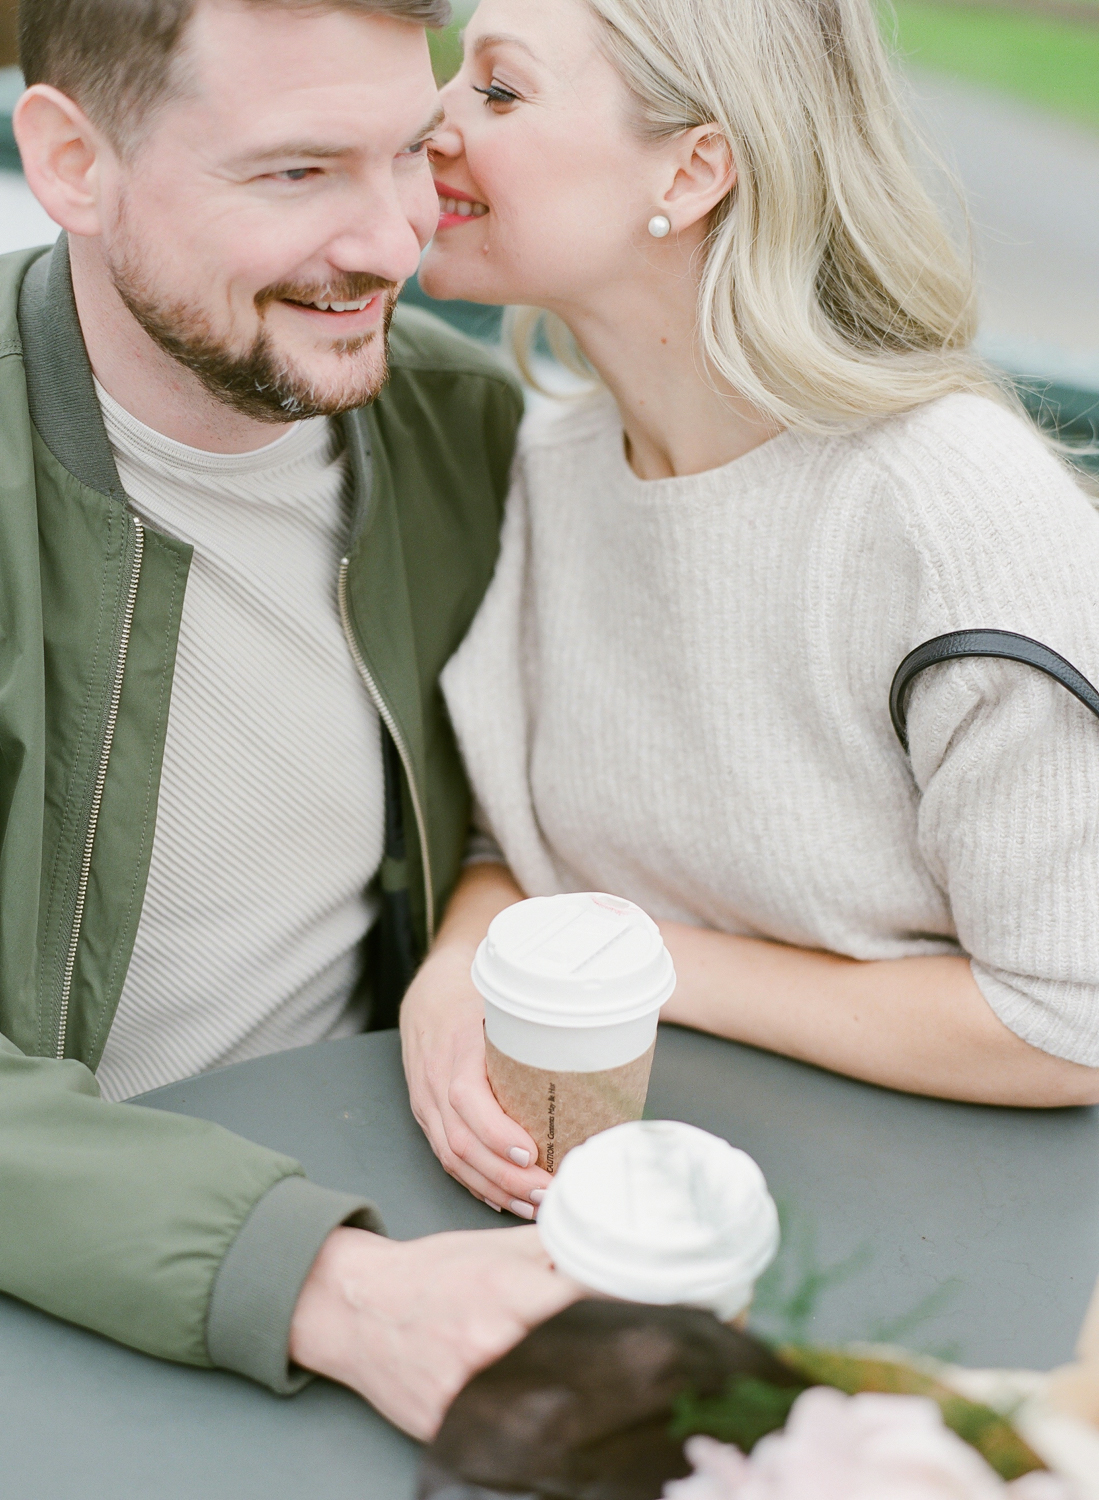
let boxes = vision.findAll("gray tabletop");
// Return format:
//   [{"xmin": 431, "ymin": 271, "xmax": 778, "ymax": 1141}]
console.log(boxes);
[{"xmin": 3, "ymin": 1026, "xmax": 1098, "ymax": 1500}]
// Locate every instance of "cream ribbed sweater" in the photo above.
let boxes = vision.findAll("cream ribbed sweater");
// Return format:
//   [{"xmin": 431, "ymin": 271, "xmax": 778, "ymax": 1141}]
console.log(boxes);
[
  {"xmin": 442, "ymin": 391, "xmax": 1099, "ymax": 1067},
  {"xmin": 94, "ymin": 393, "xmax": 384, "ymax": 1102}
]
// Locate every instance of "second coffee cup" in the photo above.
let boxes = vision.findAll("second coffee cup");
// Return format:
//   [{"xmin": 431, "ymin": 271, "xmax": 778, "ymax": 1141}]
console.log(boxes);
[
  {"xmin": 472, "ymin": 892, "xmax": 676, "ymax": 1172},
  {"xmin": 536, "ymin": 1120, "xmax": 781, "ymax": 1321}
]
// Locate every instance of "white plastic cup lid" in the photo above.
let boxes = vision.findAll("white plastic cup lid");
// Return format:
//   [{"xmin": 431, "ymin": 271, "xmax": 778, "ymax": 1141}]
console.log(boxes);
[
  {"xmin": 536, "ymin": 1120, "xmax": 780, "ymax": 1320},
  {"xmin": 472, "ymin": 893, "xmax": 676, "ymax": 1028}
]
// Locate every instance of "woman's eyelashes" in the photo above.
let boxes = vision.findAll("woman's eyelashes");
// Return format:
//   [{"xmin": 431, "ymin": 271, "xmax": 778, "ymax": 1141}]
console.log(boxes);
[{"xmin": 473, "ymin": 81, "xmax": 521, "ymax": 109}]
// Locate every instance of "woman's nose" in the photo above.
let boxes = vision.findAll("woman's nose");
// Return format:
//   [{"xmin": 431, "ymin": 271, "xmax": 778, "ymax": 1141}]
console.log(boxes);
[
  {"xmin": 429, "ymin": 79, "xmax": 466, "ymax": 160},
  {"xmin": 429, "ymin": 117, "xmax": 462, "ymax": 162}
]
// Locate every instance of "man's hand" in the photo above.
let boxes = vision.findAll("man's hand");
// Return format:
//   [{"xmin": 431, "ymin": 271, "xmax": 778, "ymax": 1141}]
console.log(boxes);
[
  {"xmin": 289, "ymin": 1225, "xmax": 583, "ymax": 1440},
  {"xmin": 401, "ymin": 863, "xmax": 551, "ymax": 1216}
]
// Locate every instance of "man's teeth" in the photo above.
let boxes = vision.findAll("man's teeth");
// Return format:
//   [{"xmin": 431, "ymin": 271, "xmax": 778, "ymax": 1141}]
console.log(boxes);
[
  {"xmin": 307, "ymin": 296, "xmax": 373, "ymax": 312},
  {"xmin": 439, "ymin": 197, "xmax": 488, "ymax": 217}
]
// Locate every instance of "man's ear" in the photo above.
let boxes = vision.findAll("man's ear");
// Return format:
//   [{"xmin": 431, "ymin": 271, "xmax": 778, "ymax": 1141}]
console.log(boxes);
[
  {"xmin": 660, "ymin": 125, "xmax": 737, "ymax": 234},
  {"xmin": 13, "ymin": 84, "xmax": 111, "ymax": 237}
]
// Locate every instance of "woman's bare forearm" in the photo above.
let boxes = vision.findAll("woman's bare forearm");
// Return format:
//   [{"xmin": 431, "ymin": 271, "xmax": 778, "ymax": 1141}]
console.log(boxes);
[
  {"xmin": 658, "ymin": 923, "xmax": 1099, "ymax": 1108},
  {"xmin": 431, "ymin": 860, "xmax": 525, "ymax": 957},
  {"xmin": 418, "ymin": 872, "xmax": 1099, "ymax": 1107}
]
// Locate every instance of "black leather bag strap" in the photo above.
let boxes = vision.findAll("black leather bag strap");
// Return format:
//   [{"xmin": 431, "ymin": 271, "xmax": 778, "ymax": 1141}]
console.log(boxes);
[{"xmin": 890, "ymin": 629, "xmax": 1099, "ymax": 752}]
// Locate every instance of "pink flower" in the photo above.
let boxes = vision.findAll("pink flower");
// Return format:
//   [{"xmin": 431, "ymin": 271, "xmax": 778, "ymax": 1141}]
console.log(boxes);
[{"xmin": 662, "ymin": 1388, "xmax": 1072, "ymax": 1500}]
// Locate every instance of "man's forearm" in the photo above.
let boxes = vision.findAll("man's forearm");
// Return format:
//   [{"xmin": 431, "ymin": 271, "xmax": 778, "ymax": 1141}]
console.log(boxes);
[
  {"xmin": 0, "ymin": 1037, "xmax": 378, "ymax": 1387},
  {"xmin": 658, "ymin": 925, "xmax": 1099, "ymax": 1108}
]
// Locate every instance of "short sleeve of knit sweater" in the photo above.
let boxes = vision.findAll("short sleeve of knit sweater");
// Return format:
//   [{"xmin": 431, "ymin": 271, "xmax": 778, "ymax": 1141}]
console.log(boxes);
[
  {"xmin": 442, "ymin": 390, "xmax": 1099, "ymax": 1068},
  {"xmin": 874, "ymin": 398, "xmax": 1099, "ymax": 1067}
]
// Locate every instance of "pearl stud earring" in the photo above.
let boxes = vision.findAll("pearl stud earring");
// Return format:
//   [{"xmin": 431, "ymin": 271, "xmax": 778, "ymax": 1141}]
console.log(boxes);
[{"xmin": 647, "ymin": 214, "xmax": 671, "ymax": 238}]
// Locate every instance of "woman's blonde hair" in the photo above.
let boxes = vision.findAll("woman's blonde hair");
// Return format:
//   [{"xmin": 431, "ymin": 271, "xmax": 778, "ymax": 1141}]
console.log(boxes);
[{"xmin": 514, "ymin": 0, "xmax": 1003, "ymax": 434}]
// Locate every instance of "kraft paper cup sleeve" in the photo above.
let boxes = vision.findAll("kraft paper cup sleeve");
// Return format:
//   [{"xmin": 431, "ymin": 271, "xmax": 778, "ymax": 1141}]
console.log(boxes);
[{"xmin": 485, "ymin": 1037, "xmax": 655, "ymax": 1173}]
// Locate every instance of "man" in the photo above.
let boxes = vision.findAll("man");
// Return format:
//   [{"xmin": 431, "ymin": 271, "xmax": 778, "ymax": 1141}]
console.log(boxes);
[{"xmin": 0, "ymin": 0, "xmax": 577, "ymax": 1440}]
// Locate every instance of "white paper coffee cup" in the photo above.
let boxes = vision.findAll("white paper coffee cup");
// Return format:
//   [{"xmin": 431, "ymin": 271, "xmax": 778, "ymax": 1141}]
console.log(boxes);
[
  {"xmin": 536, "ymin": 1120, "xmax": 780, "ymax": 1321},
  {"xmin": 472, "ymin": 894, "xmax": 676, "ymax": 1171}
]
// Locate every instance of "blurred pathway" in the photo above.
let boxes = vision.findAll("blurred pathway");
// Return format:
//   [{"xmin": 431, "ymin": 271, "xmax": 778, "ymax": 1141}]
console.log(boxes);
[{"xmin": 905, "ymin": 67, "xmax": 1099, "ymax": 380}]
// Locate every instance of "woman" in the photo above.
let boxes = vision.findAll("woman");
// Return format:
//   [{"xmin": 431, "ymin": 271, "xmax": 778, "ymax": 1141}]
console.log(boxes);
[{"xmin": 400, "ymin": 0, "xmax": 1099, "ymax": 1219}]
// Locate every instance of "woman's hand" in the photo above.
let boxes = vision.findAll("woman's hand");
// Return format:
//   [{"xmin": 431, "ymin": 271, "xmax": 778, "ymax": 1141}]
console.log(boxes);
[{"xmin": 401, "ymin": 863, "xmax": 552, "ymax": 1215}]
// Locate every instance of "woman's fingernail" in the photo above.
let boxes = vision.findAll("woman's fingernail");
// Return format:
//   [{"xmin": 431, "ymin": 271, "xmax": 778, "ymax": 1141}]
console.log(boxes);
[
  {"xmin": 484, "ymin": 1199, "xmax": 502, "ymax": 1212},
  {"xmin": 508, "ymin": 1147, "xmax": 531, "ymax": 1168},
  {"xmin": 529, "ymin": 1189, "xmax": 546, "ymax": 1205},
  {"xmin": 509, "ymin": 1199, "xmax": 535, "ymax": 1220}
]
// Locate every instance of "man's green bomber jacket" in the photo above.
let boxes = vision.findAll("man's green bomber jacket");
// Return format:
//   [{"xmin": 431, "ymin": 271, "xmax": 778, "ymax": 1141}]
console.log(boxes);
[{"xmin": 0, "ymin": 240, "xmax": 522, "ymax": 1392}]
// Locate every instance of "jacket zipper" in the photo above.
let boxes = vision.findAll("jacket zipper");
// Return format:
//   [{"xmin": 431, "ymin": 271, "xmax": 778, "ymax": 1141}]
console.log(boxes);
[
  {"xmin": 337, "ymin": 556, "xmax": 435, "ymax": 943},
  {"xmin": 56, "ymin": 517, "xmax": 145, "ymax": 1059}
]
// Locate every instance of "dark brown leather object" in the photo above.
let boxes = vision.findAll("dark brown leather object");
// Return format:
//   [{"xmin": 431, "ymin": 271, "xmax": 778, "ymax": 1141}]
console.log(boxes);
[{"xmin": 419, "ymin": 1300, "xmax": 800, "ymax": 1500}]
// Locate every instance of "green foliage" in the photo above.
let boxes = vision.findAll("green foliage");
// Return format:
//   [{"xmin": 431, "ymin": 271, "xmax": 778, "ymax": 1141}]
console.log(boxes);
[
  {"xmin": 884, "ymin": 0, "xmax": 1099, "ymax": 132},
  {"xmin": 428, "ymin": 24, "xmax": 464, "ymax": 84},
  {"xmin": 748, "ymin": 1201, "xmax": 964, "ymax": 1360},
  {"xmin": 670, "ymin": 1376, "xmax": 805, "ymax": 1452},
  {"xmin": 748, "ymin": 1201, "xmax": 873, "ymax": 1345},
  {"xmin": 716, "ymin": 1205, "xmax": 1049, "ymax": 1483},
  {"xmin": 779, "ymin": 1346, "xmax": 1047, "ymax": 1482},
  {"xmin": 866, "ymin": 1279, "xmax": 964, "ymax": 1362},
  {"xmin": 669, "ymin": 1348, "xmax": 1047, "ymax": 1481}
]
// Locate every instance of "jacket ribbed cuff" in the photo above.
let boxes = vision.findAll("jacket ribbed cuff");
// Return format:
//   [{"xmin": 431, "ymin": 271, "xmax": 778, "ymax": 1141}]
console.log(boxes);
[{"xmin": 205, "ymin": 1174, "xmax": 385, "ymax": 1394}]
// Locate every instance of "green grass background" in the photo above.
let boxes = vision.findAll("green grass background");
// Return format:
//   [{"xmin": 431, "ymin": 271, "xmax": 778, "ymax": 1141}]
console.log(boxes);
[
  {"xmin": 886, "ymin": 0, "xmax": 1099, "ymax": 131},
  {"xmin": 428, "ymin": 25, "xmax": 465, "ymax": 86},
  {"xmin": 430, "ymin": 3, "xmax": 1099, "ymax": 133}
]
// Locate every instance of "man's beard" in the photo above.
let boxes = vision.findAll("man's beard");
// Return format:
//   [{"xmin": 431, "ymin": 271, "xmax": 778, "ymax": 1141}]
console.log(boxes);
[{"xmin": 109, "ymin": 242, "xmax": 399, "ymax": 423}]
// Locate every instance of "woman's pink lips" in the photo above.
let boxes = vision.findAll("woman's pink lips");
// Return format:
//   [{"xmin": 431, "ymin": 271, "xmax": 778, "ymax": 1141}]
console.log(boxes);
[
  {"xmin": 435, "ymin": 179, "xmax": 489, "ymax": 231},
  {"xmin": 437, "ymin": 212, "xmax": 485, "ymax": 231},
  {"xmin": 434, "ymin": 180, "xmax": 480, "ymax": 203}
]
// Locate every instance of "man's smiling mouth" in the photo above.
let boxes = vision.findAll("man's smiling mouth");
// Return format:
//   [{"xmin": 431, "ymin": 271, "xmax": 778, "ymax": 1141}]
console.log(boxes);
[
  {"xmin": 257, "ymin": 275, "xmax": 396, "ymax": 320},
  {"xmin": 285, "ymin": 294, "xmax": 380, "ymax": 314}
]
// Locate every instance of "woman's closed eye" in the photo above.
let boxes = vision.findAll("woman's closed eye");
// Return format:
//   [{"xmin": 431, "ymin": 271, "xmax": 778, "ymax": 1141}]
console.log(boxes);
[{"xmin": 473, "ymin": 82, "xmax": 521, "ymax": 110}]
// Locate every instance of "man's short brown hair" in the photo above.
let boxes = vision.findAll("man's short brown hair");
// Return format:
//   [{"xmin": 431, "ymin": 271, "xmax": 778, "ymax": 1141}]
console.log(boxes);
[{"xmin": 19, "ymin": 0, "xmax": 452, "ymax": 146}]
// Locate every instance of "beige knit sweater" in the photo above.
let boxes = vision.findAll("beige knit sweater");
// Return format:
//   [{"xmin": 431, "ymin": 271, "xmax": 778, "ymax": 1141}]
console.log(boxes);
[{"xmin": 442, "ymin": 390, "xmax": 1099, "ymax": 1067}]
